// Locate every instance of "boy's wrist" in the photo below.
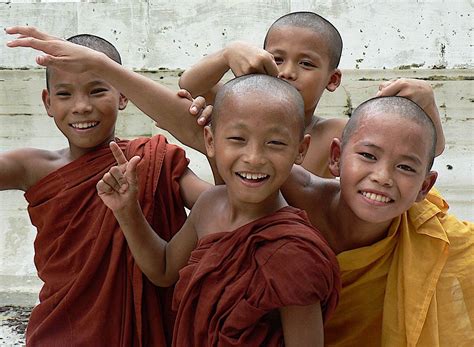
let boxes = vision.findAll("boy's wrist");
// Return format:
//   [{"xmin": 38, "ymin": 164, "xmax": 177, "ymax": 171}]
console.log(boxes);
[{"xmin": 113, "ymin": 199, "xmax": 142, "ymax": 224}]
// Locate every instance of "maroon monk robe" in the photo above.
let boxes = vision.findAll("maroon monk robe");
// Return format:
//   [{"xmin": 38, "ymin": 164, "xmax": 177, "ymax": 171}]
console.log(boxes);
[
  {"xmin": 172, "ymin": 206, "xmax": 340, "ymax": 347},
  {"xmin": 24, "ymin": 135, "xmax": 188, "ymax": 347}
]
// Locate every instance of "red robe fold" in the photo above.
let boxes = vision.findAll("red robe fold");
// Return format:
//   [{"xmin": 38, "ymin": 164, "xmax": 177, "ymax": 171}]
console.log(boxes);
[
  {"xmin": 172, "ymin": 206, "xmax": 340, "ymax": 347},
  {"xmin": 24, "ymin": 135, "xmax": 188, "ymax": 347}
]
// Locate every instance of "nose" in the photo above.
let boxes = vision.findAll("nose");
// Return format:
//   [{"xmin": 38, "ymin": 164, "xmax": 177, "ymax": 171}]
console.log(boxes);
[
  {"xmin": 243, "ymin": 142, "xmax": 266, "ymax": 166},
  {"xmin": 72, "ymin": 94, "xmax": 93, "ymax": 115},
  {"xmin": 370, "ymin": 164, "xmax": 394, "ymax": 187},
  {"xmin": 277, "ymin": 61, "xmax": 297, "ymax": 81}
]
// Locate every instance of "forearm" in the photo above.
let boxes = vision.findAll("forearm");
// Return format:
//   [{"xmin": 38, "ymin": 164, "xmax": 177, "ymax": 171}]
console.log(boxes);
[
  {"xmin": 178, "ymin": 48, "xmax": 229, "ymax": 99},
  {"xmin": 112, "ymin": 200, "xmax": 173, "ymax": 286},
  {"xmin": 94, "ymin": 54, "xmax": 206, "ymax": 152}
]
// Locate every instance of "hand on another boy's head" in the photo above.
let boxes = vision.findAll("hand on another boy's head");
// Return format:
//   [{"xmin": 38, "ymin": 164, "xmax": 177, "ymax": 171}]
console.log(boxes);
[
  {"xmin": 174, "ymin": 89, "xmax": 213, "ymax": 126},
  {"xmin": 6, "ymin": 26, "xmax": 102, "ymax": 73},
  {"xmin": 376, "ymin": 78, "xmax": 435, "ymax": 111},
  {"xmin": 223, "ymin": 41, "xmax": 279, "ymax": 77},
  {"xmin": 376, "ymin": 78, "xmax": 445, "ymax": 156},
  {"xmin": 96, "ymin": 142, "xmax": 141, "ymax": 213}
]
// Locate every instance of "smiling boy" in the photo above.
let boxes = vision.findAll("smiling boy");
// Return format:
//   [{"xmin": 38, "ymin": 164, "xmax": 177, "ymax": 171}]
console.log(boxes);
[
  {"xmin": 282, "ymin": 96, "xmax": 474, "ymax": 346},
  {"xmin": 4, "ymin": 30, "xmax": 210, "ymax": 346},
  {"xmin": 97, "ymin": 74, "xmax": 340, "ymax": 346}
]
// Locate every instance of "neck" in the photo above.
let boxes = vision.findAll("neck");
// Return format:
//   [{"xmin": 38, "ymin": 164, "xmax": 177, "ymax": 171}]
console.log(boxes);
[
  {"xmin": 327, "ymin": 192, "xmax": 393, "ymax": 254},
  {"xmin": 225, "ymin": 189, "xmax": 287, "ymax": 230}
]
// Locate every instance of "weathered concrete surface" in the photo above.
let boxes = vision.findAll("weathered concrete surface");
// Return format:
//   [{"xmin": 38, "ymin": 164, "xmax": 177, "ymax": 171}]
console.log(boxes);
[{"xmin": 0, "ymin": 0, "xmax": 472, "ymax": 70}]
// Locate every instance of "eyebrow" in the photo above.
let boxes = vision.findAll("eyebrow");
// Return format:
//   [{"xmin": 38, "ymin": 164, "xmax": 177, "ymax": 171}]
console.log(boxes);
[
  {"xmin": 358, "ymin": 141, "xmax": 423, "ymax": 166},
  {"xmin": 52, "ymin": 80, "xmax": 107, "ymax": 90}
]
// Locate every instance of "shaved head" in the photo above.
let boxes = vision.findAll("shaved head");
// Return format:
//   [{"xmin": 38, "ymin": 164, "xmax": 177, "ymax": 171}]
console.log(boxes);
[
  {"xmin": 342, "ymin": 96, "xmax": 437, "ymax": 170},
  {"xmin": 212, "ymin": 74, "xmax": 306, "ymax": 138},
  {"xmin": 264, "ymin": 11, "xmax": 343, "ymax": 69}
]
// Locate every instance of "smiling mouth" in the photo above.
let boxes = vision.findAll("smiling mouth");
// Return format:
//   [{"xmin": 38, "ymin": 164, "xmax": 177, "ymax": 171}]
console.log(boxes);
[
  {"xmin": 236, "ymin": 171, "xmax": 269, "ymax": 182},
  {"xmin": 70, "ymin": 121, "xmax": 99, "ymax": 129},
  {"xmin": 360, "ymin": 191, "xmax": 393, "ymax": 203}
]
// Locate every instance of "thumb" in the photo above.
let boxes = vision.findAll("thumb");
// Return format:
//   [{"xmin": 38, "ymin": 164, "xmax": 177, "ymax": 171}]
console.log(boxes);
[{"xmin": 36, "ymin": 54, "xmax": 58, "ymax": 67}]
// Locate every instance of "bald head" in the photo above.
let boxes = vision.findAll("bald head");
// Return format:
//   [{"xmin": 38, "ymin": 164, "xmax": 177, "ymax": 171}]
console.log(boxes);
[
  {"xmin": 264, "ymin": 11, "xmax": 343, "ymax": 69},
  {"xmin": 342, "ymin": 96, "xmax": 437, "ymax": 170},
  {"xmin": 212, "ymin": 74, "xmax": 306, "ymax": 138}
]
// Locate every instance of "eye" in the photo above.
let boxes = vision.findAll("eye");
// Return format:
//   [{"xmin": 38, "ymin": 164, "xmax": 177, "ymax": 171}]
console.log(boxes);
[
  {"xmin": 227, "ymin": 136, "xmax": 245, "ymax": 142},
  {"xmin": 91, "ymin": 88, "xmax": 107, "ymax": 95},
  {"xmin": 398, "ymin": 164, "xmax": 416, "ymax": 173},
  {"xmin": 300, "ymin": 60, "xmax": 316, "ymax": 68},
  {"xmin": 55, "ymin": 91, "xmax": 71, "ymax": 97},
  {"xmin": 268, "ymin": 140, "xmax": 287, "ymax": 146},
  {"xmin": 273, "ymin": 56, "xmax": 283, "ymax": 65},
  {"xmin": 358, "ymin": 152, "xmax": 376, "ymax": 160}
]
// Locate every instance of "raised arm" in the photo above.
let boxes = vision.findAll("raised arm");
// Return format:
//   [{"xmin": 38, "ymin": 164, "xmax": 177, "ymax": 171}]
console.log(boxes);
[
  {"xmin": 179, "ymin": 41, "xmax": 278, "ymax": 104},
  {"xmin": 96, "ymin": 142, "xmax": 198, "ymax": 286},
  {"xmin": 377, "ymin": 78, "xmax": 445, "ymax": 155},
  {"xmin": 6, "ymin": 26, "xmax": 206, "ymax": 153}
]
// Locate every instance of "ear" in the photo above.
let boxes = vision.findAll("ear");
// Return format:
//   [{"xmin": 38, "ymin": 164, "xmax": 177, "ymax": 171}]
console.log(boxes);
[
  {"xmin": 204, "ymin": 125, "xmax": 215, "ymax": 158},
  {"xmin": 325, "ymin": 68, "xmax": 342, "ymax": 92},
  {"xmin": 294, "ymin": 134, "xmax": 311, "ymax": 165},
  {"xmin": 328, "ymin": 138, "xmax": 342, "ymax": 177},
  {"xmin": 415, "ymin": 171, "xmax": 438, "ymax": 202},
  {"xmin": 118, "ymin": 93, "xmax": 128, "ymax": 110},
  {"xmin": 42, "ymin": 89, "xmax": 53, "ymax": 118}
]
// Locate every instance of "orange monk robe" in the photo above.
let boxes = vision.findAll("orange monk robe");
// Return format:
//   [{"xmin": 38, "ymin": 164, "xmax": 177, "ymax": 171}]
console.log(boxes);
[
  {"xmin": 24, "ymin": 135, "xmax": 188, "ymax": 347},
  {"xmin": 172, "ymin": 207, "xmax": 340, "ymax": 347},
  {"xmin": 325, "ymin": 189, "xmax": 474, "ymax": 347}
]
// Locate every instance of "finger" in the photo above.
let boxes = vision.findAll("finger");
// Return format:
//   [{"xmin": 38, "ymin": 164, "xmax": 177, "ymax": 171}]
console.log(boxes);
[
  {"xmin": 109, "ymin": 141, "xmax": 128, "ymax": 166},
  {"xmin": 126, "ymin": 156, "xmax": 141, "ymax": 187},
  {"xmin": 101, "ymin": 172, "xmax": 122, "ymax": 193},
  {"xmin": 177, "ymin": 89, "xmax": 193, "ymax": 101},
  {"xmin": 109, "ymin": 166, "xmax": 128, "ymax": 193},
  {"xmin": 198, "ymin": 105, "xmax": 213, "ymax": 125},
  {"xmin": 190, "ymin": 96, "xmax": 206, "ymax": 115},
  {"xmin": 376, "ymin": 80, "xmax": 403, "ymax": 97},
  {"xmin": 5, "ymin": 26, "xmax": 59, "ymax": 41},
  {"xmin": 96, "ymin": 179, "xmax": 114, "ymax": 195},
  {"xmin": 263, "ymin": 58, "xmax": 279, "ymax": 77}
]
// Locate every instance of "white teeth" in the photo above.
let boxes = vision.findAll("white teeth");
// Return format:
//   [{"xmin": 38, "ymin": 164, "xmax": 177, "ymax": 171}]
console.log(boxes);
[
  {"xmin": 362, "ymin": 191, "xmax": 391, "ymax": 203},
  {"xmin": 238, "ymin": 172, "xmax": 268, "ymax": 180},
  {"xmin": 71, "ymin": 122, "xmax": 98, "ymax": 129}
]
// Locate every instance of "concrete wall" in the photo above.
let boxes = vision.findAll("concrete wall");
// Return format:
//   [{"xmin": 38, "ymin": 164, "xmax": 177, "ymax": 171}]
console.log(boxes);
[{"xmin": 0, "ymin": 0, "xmax": 473, "ymax": 302}]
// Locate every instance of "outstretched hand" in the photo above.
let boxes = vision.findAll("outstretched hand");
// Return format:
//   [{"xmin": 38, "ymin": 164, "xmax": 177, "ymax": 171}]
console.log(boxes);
[
  {"xmin": 96, "ymin": 142, "xmax": 141, "ymax": 212},
  {"xmin": 6, "ymin": 26, "xmax": 102, "ymax": 72},
  {"xmin": 376, "ymin": 78, "xmax": 445, "ymax": 155}
]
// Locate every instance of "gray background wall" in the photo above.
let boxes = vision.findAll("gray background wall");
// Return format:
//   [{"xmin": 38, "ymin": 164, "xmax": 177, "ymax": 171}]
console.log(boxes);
[{"xmin": 0, "ymin": 0, "xmax": 473, "ymax": 302}]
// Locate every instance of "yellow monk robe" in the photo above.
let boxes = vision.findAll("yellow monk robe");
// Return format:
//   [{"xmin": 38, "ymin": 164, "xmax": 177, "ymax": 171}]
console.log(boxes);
[{"xmin": 325, "ymin": 189, "xmax": 474, "ymax": 347}]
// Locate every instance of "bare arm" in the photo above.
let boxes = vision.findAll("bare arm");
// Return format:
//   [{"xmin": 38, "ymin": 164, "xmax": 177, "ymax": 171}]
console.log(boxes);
[
  {"xmin": 6, "ymin": 26, "xmax": 206, "ymax": 153},
  {"xmin": 96, "ymin": 142, "xmax": 198, "ymax": 286},
  {"xmin": 377, "ymin": 78, "xmax": 445, "ymax": 155},
  {"xmin": 280, "ymin": 302, "xmax": 324, "ymax": 347},
  {"xmin": 0, "ymin": 150, "xmax": 30, "ymax": 191},
  {"xmin": 179, "ymin": 41, "xmax": 278, "ymax": 104}
]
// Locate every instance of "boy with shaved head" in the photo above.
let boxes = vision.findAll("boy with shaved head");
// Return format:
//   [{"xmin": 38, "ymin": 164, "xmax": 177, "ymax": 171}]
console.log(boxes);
[
  {"xmin": 283, "ymin": 96, "xmax": 474, "ymax": 346},
  {"xmin": 98, "ymin": 74, "xmax": 340, "ymax": 346}
]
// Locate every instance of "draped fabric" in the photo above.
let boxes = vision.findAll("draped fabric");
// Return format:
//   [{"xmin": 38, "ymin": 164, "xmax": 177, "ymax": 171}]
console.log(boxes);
[
  {"xmin": 325, "ymin": 189, "xmax": 474, "ymax": 346},
  {"xmin": 172, "ymin": 207, "xmax": 340, "ymax": 347},
  {"xmin": 24, "ymin": 135, "xmax": 188, "ymax": 346}
]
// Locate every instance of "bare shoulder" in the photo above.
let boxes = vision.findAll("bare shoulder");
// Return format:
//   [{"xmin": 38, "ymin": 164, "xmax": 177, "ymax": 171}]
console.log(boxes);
[
  {"xmin": 190, "ymin": 185, "xmax": 227, "ymax": 237},
  {"xmin": 0, "ymin": 147, "xmax": 68, "ymax": 191},
  {"xmin": 310, "ymin": 117, "xmax": 347, "ymax": 138}
]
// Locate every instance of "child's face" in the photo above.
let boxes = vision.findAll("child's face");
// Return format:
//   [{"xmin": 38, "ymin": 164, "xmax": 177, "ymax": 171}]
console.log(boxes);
[
  {"xmin": 265, "ymin": 26, "xmax": 340, "ymax": 121},
  {"xmin": 330, "ymin": 113, "xmax": 437, "ymax": 225},
  {"xmin": 205, "ymin": 92, "xmax": 309, "ymax": 206},
  {"xmin": 42, "ymin": 68, "xmax": 127, "ymax": 155}
]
